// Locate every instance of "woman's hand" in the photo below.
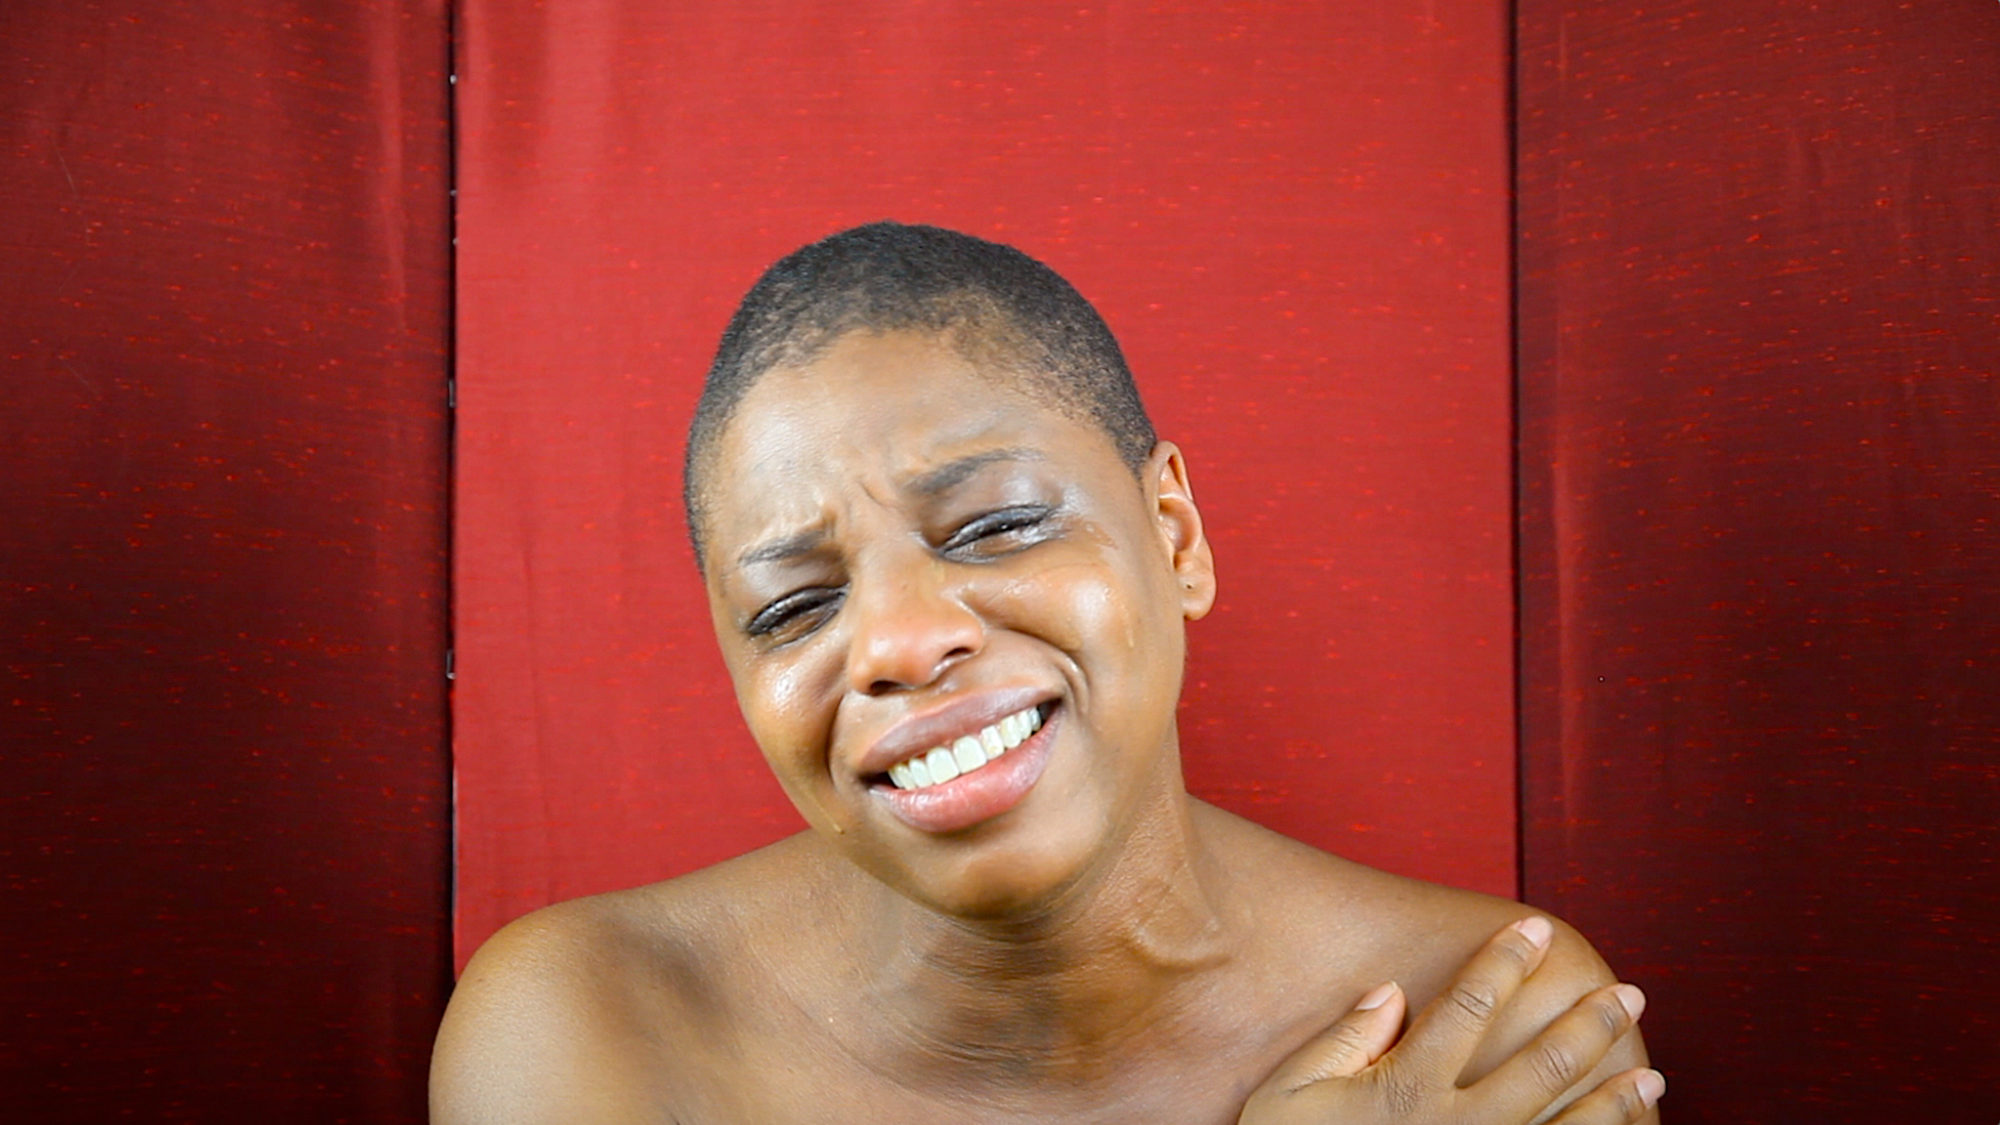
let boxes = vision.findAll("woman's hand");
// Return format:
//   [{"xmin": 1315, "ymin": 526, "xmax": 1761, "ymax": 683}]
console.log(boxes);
[{"xmin": 1238, "ymin": 917, "xmax": 1664, "ymax": 1124}]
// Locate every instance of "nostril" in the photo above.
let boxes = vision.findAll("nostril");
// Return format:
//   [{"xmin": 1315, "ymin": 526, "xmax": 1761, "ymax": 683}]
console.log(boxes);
[
  {"xmin": 845, "ymin": 588, "xmax": 986, "ymax": 694},
  {"xmin": 863, "ymin": 643, "xmax": 975, "ymax": 697}
]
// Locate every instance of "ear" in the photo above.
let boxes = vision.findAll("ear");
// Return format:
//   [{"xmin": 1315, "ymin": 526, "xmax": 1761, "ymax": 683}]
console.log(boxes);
[{"xmin": 1146, "ymin": 441, "xmax": 1217, "ymax": 621}]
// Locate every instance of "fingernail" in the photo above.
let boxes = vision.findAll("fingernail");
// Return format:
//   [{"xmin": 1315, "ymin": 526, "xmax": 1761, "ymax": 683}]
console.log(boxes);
[
  {"xmin": 1354, "ymin": 981, "xmax": 1399, "ymax": 1011},
  {"xmin": 1613, "ymin": 984, "xmax": 1646, "ymax": 1021},
  {"xmin": 1513, "ymin": 915, "xmax": 1553, "ymax": 949},
  {"xmin": 1636, "ymin": 1068, "xmax": 1666, "ymax": 1107}
]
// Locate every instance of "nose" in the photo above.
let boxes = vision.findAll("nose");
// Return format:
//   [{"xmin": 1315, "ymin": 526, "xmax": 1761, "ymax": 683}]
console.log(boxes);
[{"xmin": 844, "ymin": 553, "xmax": 984, "ymax": 696}]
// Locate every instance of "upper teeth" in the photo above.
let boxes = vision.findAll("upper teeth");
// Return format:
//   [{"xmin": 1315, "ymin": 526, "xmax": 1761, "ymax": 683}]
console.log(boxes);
[{"xmin": 887, "ymin": 705, "xmax": 1044, "ymax": 791}]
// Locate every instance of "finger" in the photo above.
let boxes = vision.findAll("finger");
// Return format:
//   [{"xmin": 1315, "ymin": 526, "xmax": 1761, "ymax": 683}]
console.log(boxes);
[
  {"xmin": 1261, "ymin": 981, "xmax": 1408, "ymax": 1093},
  {"xmin": 1468, "ymin": 982, "xmax": 1646, "ymax": 1120},
  {"xmin": 1394, "ymin": 916, "xmax": 1554, "ymax": 1075},
  {"xmin": 1546, "ymin": 1067, "xmax": 1666, "ymax": 1124}
]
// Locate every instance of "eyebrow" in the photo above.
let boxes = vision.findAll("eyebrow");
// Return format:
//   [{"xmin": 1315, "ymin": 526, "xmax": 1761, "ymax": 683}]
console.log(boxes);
[
  {"xmin": 907, "ymin": 447, "xmax": 1045, "ymax": 498},
  {"xmin": 736, "ymin": 528, "xmax": 826, "ymax": 569},
  {"xmin": 734, "ymin": 448, "xmax": 1045, "ymax": 570}
]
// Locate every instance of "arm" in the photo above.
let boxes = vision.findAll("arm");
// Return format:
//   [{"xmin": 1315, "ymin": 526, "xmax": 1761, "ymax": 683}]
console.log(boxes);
[{"xmin": 1240, "ymin": 917, "xmax": 1663, "ymax": 1125}]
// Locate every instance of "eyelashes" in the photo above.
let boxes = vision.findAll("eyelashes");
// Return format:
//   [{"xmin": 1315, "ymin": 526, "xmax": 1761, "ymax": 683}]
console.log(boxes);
[
  {"xmin": 743, "ymin": 504, "xmax": 1060, "ymax": 643},
  {"xmin": 939, "ymin": 503, "xmax": 1057, "ymax": 555},
  {"xmin": 744, "ymin": 587, "xmax": 844, "ymax": 639}
]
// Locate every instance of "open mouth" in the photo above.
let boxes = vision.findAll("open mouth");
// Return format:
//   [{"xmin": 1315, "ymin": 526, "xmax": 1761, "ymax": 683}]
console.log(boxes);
[{"xmin": 877, "ymin": 702, "xmax": 1052, "ymax": 791}]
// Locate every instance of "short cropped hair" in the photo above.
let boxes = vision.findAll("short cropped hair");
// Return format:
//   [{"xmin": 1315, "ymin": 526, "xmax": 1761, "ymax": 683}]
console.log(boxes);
[{"xmin": 682, "ymin": 221, "xmax": 1156, "ymax": 567}]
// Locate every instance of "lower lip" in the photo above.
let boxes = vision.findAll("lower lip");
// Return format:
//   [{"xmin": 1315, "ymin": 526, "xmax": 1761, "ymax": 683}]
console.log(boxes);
[{"xmin": 870, "ymin": 710, "xmax": 1058, "ymax": 834}]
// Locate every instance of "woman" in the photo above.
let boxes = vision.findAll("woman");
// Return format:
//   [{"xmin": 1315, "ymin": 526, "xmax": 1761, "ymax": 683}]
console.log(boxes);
[{"xmin": 432, "ymin": 222, "xmax": 1662, "ymax": 1123}]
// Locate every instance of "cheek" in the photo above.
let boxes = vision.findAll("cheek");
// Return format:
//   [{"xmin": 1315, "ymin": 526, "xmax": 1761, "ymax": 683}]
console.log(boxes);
[
  {"xmin": 735, "ymin": 654, "xmax": 840, "ymax": 773},
  {"xmin": 987, "ymin": 547, "xmax": 1179, "ymax": 680},
  {"xmin": 985, "ymin": 557, "xmax": 1104, "ymax": 652}
]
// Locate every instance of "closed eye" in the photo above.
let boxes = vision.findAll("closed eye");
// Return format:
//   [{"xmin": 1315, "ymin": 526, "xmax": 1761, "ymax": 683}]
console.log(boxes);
[
  {"xmin": 940, "ymin": 504, "xmax": 1057, "ymax": 557},
  {"xmin": 745, "ymin": 587, "xmax": 844, "ymax": 640}
]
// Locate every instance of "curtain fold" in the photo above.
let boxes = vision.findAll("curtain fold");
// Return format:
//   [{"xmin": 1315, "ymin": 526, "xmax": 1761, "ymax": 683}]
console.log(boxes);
[
  {"xmin": 1517, "ymin": 2, "xmax": 2000, "ymax": 1119},
  {"xmin": 2, "ymin": 3, "xmax": 452, "ymax": 1120}
]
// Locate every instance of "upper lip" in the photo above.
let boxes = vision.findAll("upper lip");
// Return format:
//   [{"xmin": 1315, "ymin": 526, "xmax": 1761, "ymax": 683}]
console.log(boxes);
[{"xmin": 853, "ymin": 686, "xmax": 1054, "ymax": 778}]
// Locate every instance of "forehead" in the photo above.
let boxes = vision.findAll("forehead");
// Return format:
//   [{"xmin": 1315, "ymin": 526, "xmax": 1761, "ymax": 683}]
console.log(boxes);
[
  {"xmin": 697, "ymin": 331, "xmax": 1111, "ymax": 559},
  {"xmin": 740, "ymin": 329, "xmax": 1035, "ymax": 441}
]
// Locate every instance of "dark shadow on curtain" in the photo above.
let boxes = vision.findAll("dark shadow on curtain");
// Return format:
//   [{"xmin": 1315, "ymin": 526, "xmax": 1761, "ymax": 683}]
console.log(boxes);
[
  {"xmin": 2, "ymin": 2, "xmax": 452, "ymax": 1119},
  {"xmin": 1518, "ymin": 3, "xmax": 2000, "ymax": 1119}
]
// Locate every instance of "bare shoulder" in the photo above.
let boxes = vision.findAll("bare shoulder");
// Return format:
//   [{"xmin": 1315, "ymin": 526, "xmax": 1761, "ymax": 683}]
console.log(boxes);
[
  {"xmin": 1196, "ymin": 800, "xmax": 1528, "ymax": 962},
  {"xmin": 429, "ymin": 834, "xmax": 833, "ymax": 1125},
  {"xmin": 1197, "ymin": 801, "xmax": 1649, "ymax": 1104},
  {"xmin": 429, "ymin": 890, "xmax": 660, "ymax": 1124},
  {"xmin": 1201, "ymin": 799, "xmax": 1622, "ymax": 985},
  {"xmin": 1316, "ymin": 852, "xmax": 1649, "ymax": 1092}
]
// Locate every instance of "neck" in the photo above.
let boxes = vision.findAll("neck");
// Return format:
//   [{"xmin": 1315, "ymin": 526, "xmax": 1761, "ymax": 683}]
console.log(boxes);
[{"xmin": 852, "ymin": 793, "xmax": 1242, "ymax": 1094}]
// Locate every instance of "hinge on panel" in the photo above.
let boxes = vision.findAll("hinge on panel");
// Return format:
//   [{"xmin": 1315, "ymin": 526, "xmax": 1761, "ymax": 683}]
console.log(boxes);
[{"xmin": 445, "ymin": 649, "xmax": 455, "ymax": 681}]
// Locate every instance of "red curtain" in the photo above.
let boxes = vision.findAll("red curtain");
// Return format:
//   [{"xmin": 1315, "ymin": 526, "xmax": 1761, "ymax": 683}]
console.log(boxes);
[
  {"xmin": 16, "ymin": 1, "xmax": 1993, "ymax": 1116},
  {"xmin": 1517, "ymin": 2, "xmax": 2000, "ymax": 1119},
  {"xmin": 452, "ymin": 0, "xmax": 1518, "ymax": 966},
  {"xmin": 3, "ymin": 2, "xmax": 451, "ymax": 1121}
]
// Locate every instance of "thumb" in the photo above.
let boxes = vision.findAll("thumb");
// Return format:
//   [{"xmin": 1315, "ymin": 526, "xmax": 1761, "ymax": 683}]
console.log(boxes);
[{"xmin": 1270, "ymin": 981, "xmax": 1407, "ymax": 1092}]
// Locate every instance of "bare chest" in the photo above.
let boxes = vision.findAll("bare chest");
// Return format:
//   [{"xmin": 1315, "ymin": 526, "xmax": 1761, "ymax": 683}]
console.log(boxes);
[
  {"xmin": 639, "ymin": 980, "xmax": 1320, "ymax": 1125},
  {"xmin": 657, "ymin": 1049, "xmax": 1265, "ymax": 1125}
]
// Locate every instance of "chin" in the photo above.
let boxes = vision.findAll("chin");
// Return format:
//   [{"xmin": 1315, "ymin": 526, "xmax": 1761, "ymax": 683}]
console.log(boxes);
[{"xmin": 903, "ymin": 828, "xmax": 1111, "ymax": 924}]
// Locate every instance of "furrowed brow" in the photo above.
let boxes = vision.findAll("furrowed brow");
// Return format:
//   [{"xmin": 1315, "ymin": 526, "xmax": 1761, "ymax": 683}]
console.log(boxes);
[
  {"xmin": 736, "ymin": 528, "xmax": 825, "ymax": 569},
  {"xmin": 907, "ymin": 448, "xmax": 1045, "ymax": 498}
]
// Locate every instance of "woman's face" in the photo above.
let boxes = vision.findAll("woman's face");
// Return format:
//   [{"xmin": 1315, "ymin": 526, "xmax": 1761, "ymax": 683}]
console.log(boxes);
[{"xmin": 700, "ymin": 329, "xmax": 1214, "ymax": 918}]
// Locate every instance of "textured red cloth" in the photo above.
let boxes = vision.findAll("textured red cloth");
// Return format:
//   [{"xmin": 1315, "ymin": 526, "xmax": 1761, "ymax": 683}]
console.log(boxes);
[
  {"xmin": 452, "ymin": 0, "xmax": 1517, "ymax": 967},
  {"xmin": 2, "ymin": 1, "xmax": 451, "ymax": 1121},
  {"xmin": 10, "ymin": 1, "xmax": 1993, "ymax": 1117},
  {"xmin": 1518, "ymin": 2, "xmax": 2000, "ymax": 1118}
]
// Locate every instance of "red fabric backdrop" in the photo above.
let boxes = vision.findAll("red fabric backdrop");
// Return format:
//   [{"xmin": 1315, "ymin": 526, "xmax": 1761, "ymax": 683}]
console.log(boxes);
[
  {"xmin": 1517, "ymin": 1, "xmax": 2000, "ymax": 1119},
  {"xmin": 3, "ymin": 2, "xmax": 451, "ymax": 1121},
  {"xmin": 453, "ymin": 0, "xmax": 1517, "ymax": 966},
  {"xmin": 13, "ymin": 2, "xmax": 1993, "ymax": 1115}
]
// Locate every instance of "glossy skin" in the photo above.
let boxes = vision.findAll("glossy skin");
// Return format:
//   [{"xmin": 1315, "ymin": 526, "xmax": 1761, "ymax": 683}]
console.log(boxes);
[
  {"xmin": 432, "ymin": 330, "xmax": 1661, "ymax": 1123},
  {"xmin": 701, "ymin": 329, "xmax": 1208, "ymax": 923}
]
